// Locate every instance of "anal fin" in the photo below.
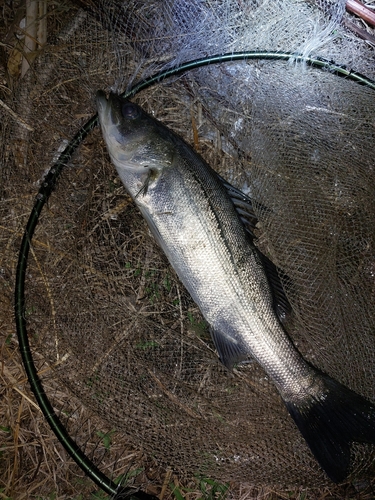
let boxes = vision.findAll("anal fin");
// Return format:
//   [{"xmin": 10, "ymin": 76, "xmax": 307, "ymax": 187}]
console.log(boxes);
[{"xmin": 210, "ymin": 326, "xmax": 249, "ymax": 369}]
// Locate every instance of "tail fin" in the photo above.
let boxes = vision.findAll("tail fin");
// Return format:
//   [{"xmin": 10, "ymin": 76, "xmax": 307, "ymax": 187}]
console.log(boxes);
[{"xmin": 284, "ymin": 375, "xmax": 375, "ymax": 483}]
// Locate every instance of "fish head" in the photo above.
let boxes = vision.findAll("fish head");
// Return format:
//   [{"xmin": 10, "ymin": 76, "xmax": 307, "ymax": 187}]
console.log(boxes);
[{"xmin": 96, "ymin": 91, "xmax": 174, "ymax": 197}]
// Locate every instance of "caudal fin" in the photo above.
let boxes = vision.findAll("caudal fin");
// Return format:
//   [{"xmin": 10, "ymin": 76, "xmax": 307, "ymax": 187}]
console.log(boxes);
[{"xmin": 284, "ymin": 375, "xmax": 375, "ymax": 483}]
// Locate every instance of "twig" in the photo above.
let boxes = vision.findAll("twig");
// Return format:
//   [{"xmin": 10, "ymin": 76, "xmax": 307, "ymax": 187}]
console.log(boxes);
[
  {"xmin": 37, "ymin": 0, "xmax": 47, "ymax": 47},
  {"xmin": 1, "ymin": 364, "xmax": 43, "ymax": 413},
  {"xmin": 83, "ymin": 198, "xmax": 132, "ymax": 240},
  {"xmin": 159, "ymin": 468, "xmax": 172, "ymax": 500},
  {"xmin": 0, "ymin": 98, "xmax": 34, "ymax": 131},
  {"xmin": 8, "ymin": 397, "xmax": 23, "ymax": 496},
  {"xmin": 346, "ymin": 0, "xmax": 375, "ymax": 26},
  {"xmin": 29, "ymin": 243, "xmax": 58, "ymax": 360},
  {"xmin": 21, "ymin": 0, "xmax": 39, "ymax": 77},
  {"xmin": 176, "ymin": 284, "xmax": 184, "ymax": 382},
  {"xmin": 343, "ymin": 18, "xmax": 375, "ymax": 43},
  {"xmin": 147, "ymin": 368, "xmax": 201, "ymax": 419}
]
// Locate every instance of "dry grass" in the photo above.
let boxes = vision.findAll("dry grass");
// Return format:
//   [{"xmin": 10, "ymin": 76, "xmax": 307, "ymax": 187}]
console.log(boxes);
[{"xmin": 1, "ymin": 343, "xmax": 91, "ymax": 499}]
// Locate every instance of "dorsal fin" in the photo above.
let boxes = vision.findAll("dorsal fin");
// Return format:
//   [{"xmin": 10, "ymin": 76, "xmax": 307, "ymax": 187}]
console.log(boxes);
[
  {"xmin": 216, "ymin": 174, "xmax": 259, "ymax": 236},
  {"xmin": 257, "ymin": 253, "xmax": 293, "ymax": 323},
  {"xmin": 217, "ymin": 173, "xmax": 292, "ymax": 323}
]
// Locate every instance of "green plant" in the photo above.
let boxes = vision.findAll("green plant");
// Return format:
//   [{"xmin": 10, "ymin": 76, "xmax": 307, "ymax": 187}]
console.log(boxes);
[
  {"xmin": 0, "ymin": 487, "xmax": 12, "ymax": 500},
  {"xmin": 136, "ymin": 340, "xmax": 159, "ymax": 350},
  {"xmin": 187, "ymin": 312, "xmax": 209, "ymax": 337},
  {"xmin": 90, "ymin": 490, "xmax": 107, "ymax": 499},
  {"xmin": 195, "ymin": 476, "xmax": 229, "ymax": 500},
  {"xmin": 96, "ymin": 429, "xmax": 115, "ymax": 450},
  {"xmin": 170, "ymin": 476, "xmax": 229, "ymax": 500}
]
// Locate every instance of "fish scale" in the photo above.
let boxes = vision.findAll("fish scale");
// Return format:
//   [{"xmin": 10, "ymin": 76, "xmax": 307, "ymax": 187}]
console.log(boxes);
[
  {"xmin": 97, "ymin": 90, "xmax": 375, "ymax": 483},
  {"xmin": 130, "ymin": 129, "xmax": 305, "ymax": 388}
]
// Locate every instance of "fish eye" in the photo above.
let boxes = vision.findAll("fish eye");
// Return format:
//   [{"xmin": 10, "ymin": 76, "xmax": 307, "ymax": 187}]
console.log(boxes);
[{"xmin": 122, "ymin": 102, "xmax": 140, "ymax": 120}]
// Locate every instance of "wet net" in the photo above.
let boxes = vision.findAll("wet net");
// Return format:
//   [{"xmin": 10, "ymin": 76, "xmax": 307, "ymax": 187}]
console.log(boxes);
[{"xmin": 1, "ymin": 0, "xmax": 375, "ymax": 494}]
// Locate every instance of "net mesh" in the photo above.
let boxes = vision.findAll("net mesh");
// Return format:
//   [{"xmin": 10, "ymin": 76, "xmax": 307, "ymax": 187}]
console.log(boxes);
[{"xmin": 1, "ymin": 0, "xmax": 375, "ymax": 492}]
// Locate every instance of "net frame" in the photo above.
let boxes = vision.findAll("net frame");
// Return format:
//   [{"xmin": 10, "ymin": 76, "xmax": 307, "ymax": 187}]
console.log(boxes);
[{"xmin": 14, "ymin": 51, "xmax": 375, "ymax": 496}]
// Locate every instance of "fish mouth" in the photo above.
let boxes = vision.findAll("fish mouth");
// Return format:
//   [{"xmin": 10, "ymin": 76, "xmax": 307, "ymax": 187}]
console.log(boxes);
[
  {"xmin": 96, "ymin": 90, "xmax": 107, "ymax": 103},
  {"xmin": 97, "ymin": 91, "xmax": 122, "ymax": 123},
  {"xmin": 96, "ymin": 90, "xmax": 124, "ymax": 143},
  {"xmin": 96, "ymin": 90, "xmax": 112, "ymax": 125},
  {"xmin": 96, "ymin": 89, "xmax": 107, "ymax": 104}
]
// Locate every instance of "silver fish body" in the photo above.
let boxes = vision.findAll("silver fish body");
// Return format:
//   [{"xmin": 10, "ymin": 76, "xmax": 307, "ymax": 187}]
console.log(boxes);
[{"xmin": 97, "ymin": 91, "xmax": 375, "ymax": 483}]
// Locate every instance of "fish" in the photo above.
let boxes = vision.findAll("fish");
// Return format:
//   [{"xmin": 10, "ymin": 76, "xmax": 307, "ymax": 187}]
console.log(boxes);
[{"xmin": 96, "ymin": 91, "xmax": 375, "ymax": 483}]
